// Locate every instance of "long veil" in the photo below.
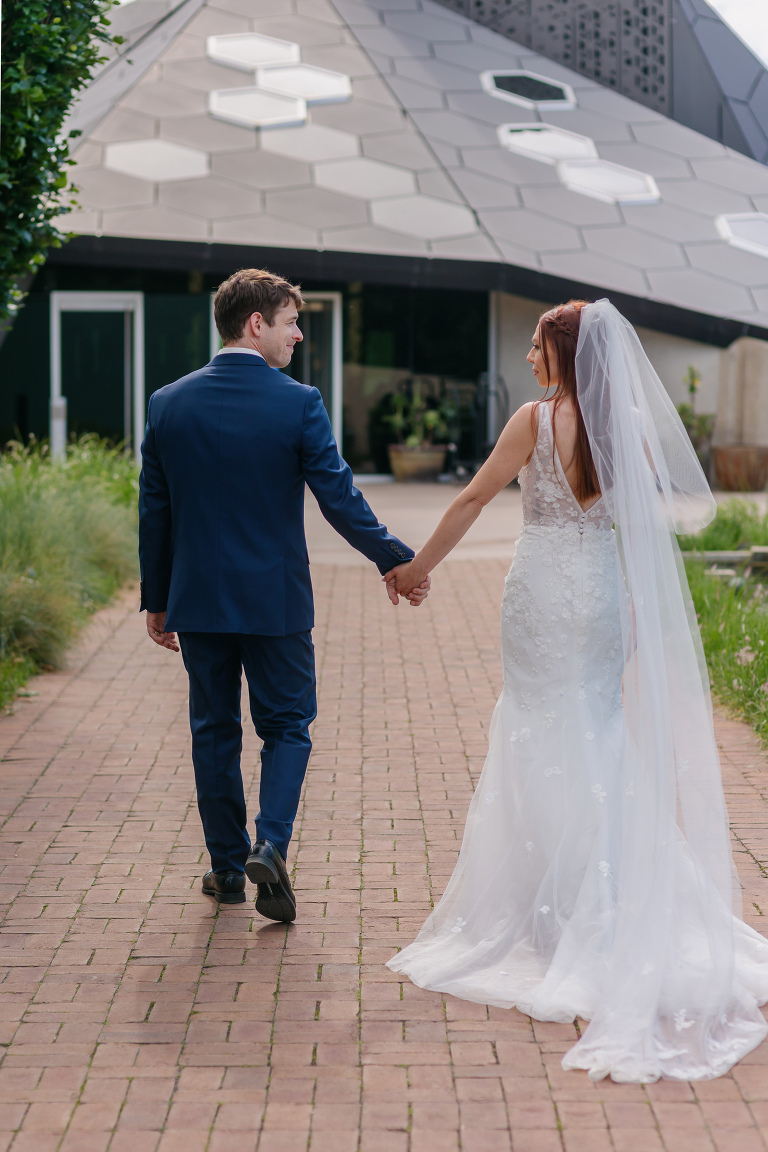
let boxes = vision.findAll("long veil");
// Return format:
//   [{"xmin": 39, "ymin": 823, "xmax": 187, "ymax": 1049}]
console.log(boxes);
[{"xmin": 566, "ymin": 299, "xmax": 768, "ymax": 1080}]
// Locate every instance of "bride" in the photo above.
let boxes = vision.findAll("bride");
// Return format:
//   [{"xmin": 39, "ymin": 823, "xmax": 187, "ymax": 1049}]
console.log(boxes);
[{"xmin": 384, "ymin": 298, "xmax": 768, "ymax": 1082}]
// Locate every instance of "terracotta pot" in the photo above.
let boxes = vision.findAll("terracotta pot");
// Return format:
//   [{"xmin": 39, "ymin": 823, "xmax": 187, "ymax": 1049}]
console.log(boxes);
[
  {"xmin": 712, "ymin": 445, "xmax": 768, "ymax": 492},
  {"xmin": 387, "ymin": 444, "xmax": 447, "ymax": 482}
]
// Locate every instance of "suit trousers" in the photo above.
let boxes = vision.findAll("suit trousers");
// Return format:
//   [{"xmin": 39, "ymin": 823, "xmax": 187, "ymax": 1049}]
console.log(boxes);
[{"xmin": 178, "ymin": 631, "xmax": 316, "ymax": 873}]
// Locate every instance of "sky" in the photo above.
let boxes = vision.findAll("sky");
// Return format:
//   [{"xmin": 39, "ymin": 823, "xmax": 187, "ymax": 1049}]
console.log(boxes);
[{"xmin": 705, "ymin": 0, "xmax": 768, "ymax": 67}]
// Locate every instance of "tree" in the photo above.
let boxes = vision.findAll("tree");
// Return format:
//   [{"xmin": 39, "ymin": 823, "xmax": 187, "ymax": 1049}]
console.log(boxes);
[{"xmin": 0, "ymin": 0, "xmax": 119, "ymax": 325}]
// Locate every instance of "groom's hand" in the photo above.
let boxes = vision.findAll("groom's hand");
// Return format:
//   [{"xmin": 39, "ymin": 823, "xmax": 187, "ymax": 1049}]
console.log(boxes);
[{"xmin": 146, "ymin": 611, "xmax": 179, "ymax": 652}]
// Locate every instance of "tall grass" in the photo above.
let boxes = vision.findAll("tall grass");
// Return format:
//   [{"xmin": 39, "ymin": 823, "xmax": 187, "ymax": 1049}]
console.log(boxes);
[
  {"xmin": 679, "ymin": 499, "xmax": 768, "ymax": 552},
  {"xmin": 687, "ymin": 562, "xmax": 768, "ymax": 743},
  {"xmin": 0, "ymin": 437, "xmax": 138, "ymax": 709}
]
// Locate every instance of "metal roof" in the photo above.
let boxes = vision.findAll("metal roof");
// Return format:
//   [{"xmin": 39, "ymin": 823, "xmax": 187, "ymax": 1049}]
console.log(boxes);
[{"xmin": 61, "ymin": 0, "xmax": 768, "ymax": 328}]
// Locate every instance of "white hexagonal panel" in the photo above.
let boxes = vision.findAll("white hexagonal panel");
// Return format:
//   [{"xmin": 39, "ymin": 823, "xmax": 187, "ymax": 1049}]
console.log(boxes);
[
  {"xmin": 498, "ymin": 123, "xmax": 597, "ymax": 165},
  {"xmin": 481, "ymin": 70, "xmax": 576, "ymax": 110},
  {"xmin": 207, "ymin": 33, "xmax": 300, "ymax": 72},
  {"xmin": 315, "ymin": 158, "xmax": 415, "ymax": 199},
  {"xmin": 261, "ymin": 123, "xmax": 359, "ymax": 162},
  {"xmin": 558, "ymin": 160, "xmax": 660, "ymax": 205},
  {"xmin": 256, "ymin": 64, "xmax": 351, "ymax": 106},
  {"xmin": 717, "ymin": 213, "xmax": 768, "ymax": 258},
  {"xmin": 371, "ymin": 195, "xmax": 476, "ymax": 240},
  {"xmin": 209, "ymin": 88, "xmax": 306, "ymax": 130},
  {"xmin": 104, "ymin": 139, "xmax": 209, "ymax": 182}
]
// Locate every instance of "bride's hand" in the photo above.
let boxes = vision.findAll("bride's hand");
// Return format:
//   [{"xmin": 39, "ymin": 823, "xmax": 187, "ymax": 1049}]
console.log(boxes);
[
  {"xmin": 406, "ymin": 576, "xmax": 431, "ymax": 607},
  {"xmin": 383, "ymin": 563, "xmax": 430, "ymax": 604}
]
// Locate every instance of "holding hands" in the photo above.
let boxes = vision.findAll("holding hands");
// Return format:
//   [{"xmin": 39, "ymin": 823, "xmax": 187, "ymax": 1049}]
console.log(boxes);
[{"xmin": 384, "ymin": 562, "xmax": 431, "ymax": 607}]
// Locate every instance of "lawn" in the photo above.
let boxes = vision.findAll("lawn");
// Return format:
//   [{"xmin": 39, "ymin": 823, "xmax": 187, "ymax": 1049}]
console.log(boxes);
[
  {"xmin": 0, "ymin": 437, "xmax": 138, "ymax": 710},
  {"xmin": 682, "ymin": 499, "xmax": 768, "ymax": 743}
]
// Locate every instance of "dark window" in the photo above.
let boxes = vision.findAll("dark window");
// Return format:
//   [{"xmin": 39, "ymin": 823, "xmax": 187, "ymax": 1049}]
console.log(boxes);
[{"xmin": 492, "ymin": 73, "xmax": 570, "ymax": 102}]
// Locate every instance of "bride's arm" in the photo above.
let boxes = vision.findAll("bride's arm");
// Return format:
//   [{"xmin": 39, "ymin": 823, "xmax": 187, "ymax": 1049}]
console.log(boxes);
[{"xmin": 385, "ymin": 403, "xmax": 537, "ymax": 594}]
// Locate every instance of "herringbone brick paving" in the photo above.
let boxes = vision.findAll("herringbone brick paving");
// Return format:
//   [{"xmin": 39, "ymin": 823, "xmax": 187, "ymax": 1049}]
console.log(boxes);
[{"xmin": 1, "ymin": 558, "xmax": 768, "ymax": 1152}]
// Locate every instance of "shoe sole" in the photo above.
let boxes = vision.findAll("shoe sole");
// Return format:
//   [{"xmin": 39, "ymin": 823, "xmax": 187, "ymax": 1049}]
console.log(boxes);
[
  {"xmin": 202, "ymin": 886, "xmax": 246, "ymax": 904},
  {"xmin": 255, "ymin": 882, "xmax": 296, "ymax": 923},
  {"xmin": 245, "ymin": 856, "xmax": 280, "ymax": 885}
]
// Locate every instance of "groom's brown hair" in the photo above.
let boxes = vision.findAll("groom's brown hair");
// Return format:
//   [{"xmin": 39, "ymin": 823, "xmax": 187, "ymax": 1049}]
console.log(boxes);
[{"xmin": 214, "ymin": 268, "xmax": 303, "ymax": 343}]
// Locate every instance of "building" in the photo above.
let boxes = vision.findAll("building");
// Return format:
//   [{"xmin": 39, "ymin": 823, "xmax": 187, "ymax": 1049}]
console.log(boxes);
[{"xmin": 3, "ymin": 0, "xmax": 768, "ymax": 469}]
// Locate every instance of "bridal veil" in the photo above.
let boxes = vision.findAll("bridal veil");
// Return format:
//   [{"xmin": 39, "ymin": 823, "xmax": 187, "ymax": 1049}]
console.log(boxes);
[{"xmin": 566, "ymin": 299, "xmax": 768, "ymax": 1080}]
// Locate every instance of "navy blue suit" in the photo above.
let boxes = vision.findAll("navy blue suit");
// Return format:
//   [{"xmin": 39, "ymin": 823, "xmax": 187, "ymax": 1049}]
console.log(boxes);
[{"xmin": 139, "ymin": 352, "xmax": 413, "ymax": 870}]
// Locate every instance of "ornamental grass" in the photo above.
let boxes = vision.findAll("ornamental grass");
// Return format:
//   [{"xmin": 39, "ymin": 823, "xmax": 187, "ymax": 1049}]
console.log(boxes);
[{"xmin": 0, "ymin": 436, "xmax": 137, "ymax": 709}]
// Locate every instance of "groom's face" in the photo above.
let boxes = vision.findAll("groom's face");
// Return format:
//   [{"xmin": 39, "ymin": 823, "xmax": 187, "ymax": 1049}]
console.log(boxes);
[{"xmin": 255, "ymin": 303, "xmax": 303, "ymax": 369}]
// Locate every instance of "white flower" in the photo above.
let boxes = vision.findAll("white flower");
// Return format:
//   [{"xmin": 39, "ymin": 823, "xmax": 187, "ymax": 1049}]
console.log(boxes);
[
  {"xmin": 678, "ymin": 759, "xmax": 690, "ymax": 774},
  {"xmin": 539, "ymin": 905, "xmax": 550, "ymax": 914},
  {"xmin": 625, "ymin": 782, "xmax": 635, "ymax": 797},
  {"xmin": 544, "ymin": 711, "xmax": 557, "ymax": 728},
  {"xmin": 674, "ymin": 1009, "xmax": 694, "ymax": 1032},
  {"xmin": 484, "ymin": 791, "xmax": 499, "ymax": 807},
  {"xmin": 525, "ymin": 840, "xmax": 534, "ymax": 854},
  {"xmin": 641, "ymin": 963, "xmax": 654, "ymax": 976},
  {"xmin": 510, "ymin": 728, "xmax": 531, "ymax": 743},
  {"xmin": 598, "ymin": 860, "xmax": 612, "ymax": 879},
  {"xmin": 451, "ymin": 917, "xmax": 467, "ymax": 935},
  {"xmin": 735, "ymin": 646, "xmax": 756, "ymax": 666},
  {"xmin": 544, "ymin": 766, "xmax": 562, "ymax": 777},
  {"xmin": 591, "ymin": 784, "xmax": 607, "ymax": 803},
  {"xmin": 584, "ymin": 731, "xmax": 595, "ymax": 741}
]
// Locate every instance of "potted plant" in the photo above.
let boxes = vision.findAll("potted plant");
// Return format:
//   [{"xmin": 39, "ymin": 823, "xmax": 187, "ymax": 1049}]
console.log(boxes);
[
  {"xmin": 677, "ymin": 365, "xmax": 715, "ymax": 479},
  {"xmin": 381, "ymin": 384, "xmax": 456, "ymax": 481}
]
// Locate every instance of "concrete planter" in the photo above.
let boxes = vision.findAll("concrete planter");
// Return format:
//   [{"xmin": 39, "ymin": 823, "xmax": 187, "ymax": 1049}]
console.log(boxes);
[
  {"xmin": 712, "ymin": 445, "xmax": 768, "ymax": 492},
  {"xmin": 388, "ymin": 444, "xmax": 447, "ymax": 482}
]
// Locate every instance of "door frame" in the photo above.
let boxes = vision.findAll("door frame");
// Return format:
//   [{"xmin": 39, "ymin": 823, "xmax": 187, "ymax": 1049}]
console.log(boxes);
[
  {"xmin": 302, "ymin": 291, "xmax": 343, "ymax": 447},
  {"xmin": 49, "ymin": 291, "xmax": 145, "ymax": 462}
]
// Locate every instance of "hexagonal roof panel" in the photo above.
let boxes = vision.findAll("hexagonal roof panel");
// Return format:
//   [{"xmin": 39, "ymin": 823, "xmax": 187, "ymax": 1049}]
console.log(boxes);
[
  {"xmin": 207, "ymin": 33, "xmax": 300, "ymax": 71},
  {"xmin": 498, "ymin": 124, "xmax": 597, "ymax": 165},
  {"xmin": 104, "ymin": 138, "xmax": 209, "ymax": 182},
  {"xmin": 209, "ymin": 88, "xmax": 306, "ymax": 130},
  {"xmin": 256, "ymin": 64, "xmax": 352, "ymax": 105},
  {"xmin": 59, "ymin": 0, "xmax": 768, "ymax": 329}
]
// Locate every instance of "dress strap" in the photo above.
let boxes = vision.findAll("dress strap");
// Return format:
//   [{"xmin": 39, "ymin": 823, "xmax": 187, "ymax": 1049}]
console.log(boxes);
[{"xmin": 536, "ymin": 400, "xmax": 552, "ymax": 452}]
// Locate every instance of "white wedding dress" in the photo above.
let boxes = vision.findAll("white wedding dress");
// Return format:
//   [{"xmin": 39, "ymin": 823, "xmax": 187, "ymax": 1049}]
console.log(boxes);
[{"xmin": 388, "ymin": 370, "xmax": 768, "ymax": 1081}]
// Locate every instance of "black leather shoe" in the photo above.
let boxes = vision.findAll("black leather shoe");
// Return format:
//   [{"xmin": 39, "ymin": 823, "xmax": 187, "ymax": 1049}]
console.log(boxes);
[
  {"xmin": 245, "ymin": 840, "xmax": 296, "ymax": 923},
  {"xmin": 201, "ymin": 869, "xmax": 246, "ymax": 904}
]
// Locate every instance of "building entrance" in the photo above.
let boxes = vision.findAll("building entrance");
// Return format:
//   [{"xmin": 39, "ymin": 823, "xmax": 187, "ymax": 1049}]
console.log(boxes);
[{"xmin": 49, "ymin": 292, "xmax": 145, "ymax": 461}]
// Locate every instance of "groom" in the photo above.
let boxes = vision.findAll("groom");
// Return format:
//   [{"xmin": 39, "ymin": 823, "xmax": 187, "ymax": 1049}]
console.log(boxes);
[{"xmin": 139, "ymin": 268, "xmax": 427, "ymax": 923}]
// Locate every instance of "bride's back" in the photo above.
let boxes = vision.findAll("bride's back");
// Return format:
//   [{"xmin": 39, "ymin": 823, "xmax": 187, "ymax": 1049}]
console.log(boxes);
[{"xmin": 540, "ymin": 398, "xmax": 603, "ymax": 513}]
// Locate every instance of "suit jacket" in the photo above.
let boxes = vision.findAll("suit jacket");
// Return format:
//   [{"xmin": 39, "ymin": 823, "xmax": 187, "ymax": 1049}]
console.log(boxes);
[{"xmin": 138, "ymin": 353, "xmax": 414, "ymax": 635}]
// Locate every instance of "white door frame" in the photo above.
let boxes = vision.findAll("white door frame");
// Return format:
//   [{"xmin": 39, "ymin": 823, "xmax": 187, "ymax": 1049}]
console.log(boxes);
[
  {"xmin": 50, "ymin": 291, "xmax": 145, "ymax": 462},
  {"xmin": 302, "ymin": 291, "xmax": 343, "ymax": 447},
  {"xmin": 209, "ymin": 291, "xmax": 343, "ymax": 446}
]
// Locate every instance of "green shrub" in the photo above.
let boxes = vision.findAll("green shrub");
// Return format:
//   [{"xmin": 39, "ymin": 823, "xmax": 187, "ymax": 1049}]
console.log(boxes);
[
  {"xmin": 679, "ymin": 499, "xmax": 768, "ymax": 552},
  {"xmin": 687, "ymin": 562, "xmax": 768, "ymax": 744},
  {"xmin": 0, "ymin": 436, "xmax": 138, "ymax": 709}
]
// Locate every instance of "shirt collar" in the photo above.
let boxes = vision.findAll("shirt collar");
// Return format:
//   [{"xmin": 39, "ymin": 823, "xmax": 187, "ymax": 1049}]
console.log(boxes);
[{"xmin": 216, "ymin": 347, "xmax": 266, "ymax": 362}]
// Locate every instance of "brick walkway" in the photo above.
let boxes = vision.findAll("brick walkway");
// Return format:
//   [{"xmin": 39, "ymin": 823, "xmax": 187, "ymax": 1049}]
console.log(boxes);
[{"xmin": 1, "ymin": 558, "xmax": 768, "ymax": 1152}]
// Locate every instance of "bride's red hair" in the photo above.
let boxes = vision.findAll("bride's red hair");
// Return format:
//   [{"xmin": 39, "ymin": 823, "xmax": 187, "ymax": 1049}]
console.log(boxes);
[{"xmin": 536, "ymin": 300, "xmax": 600, "ymax": 504}]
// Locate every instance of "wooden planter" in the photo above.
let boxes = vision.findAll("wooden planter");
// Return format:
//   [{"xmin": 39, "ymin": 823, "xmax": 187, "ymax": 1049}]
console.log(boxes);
[
  {"xmin": 388, "ymin": 444, "xmax": 447, "ymax": 482},
  {"xmin": 712, "ymin": 445, "xmax": 768, "ymax": 492}
]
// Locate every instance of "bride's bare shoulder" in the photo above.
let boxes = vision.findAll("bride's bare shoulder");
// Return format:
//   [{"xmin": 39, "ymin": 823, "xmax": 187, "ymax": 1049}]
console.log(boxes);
[{"xmin": 500, "ymin": 402, "xmax": 539, "ymax": 464}]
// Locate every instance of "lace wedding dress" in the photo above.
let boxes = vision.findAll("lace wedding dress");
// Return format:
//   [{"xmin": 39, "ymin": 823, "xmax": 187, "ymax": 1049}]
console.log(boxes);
[{"xmin": 388, "ymin": 372, "xmax": 768, "ymax": 1081}]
